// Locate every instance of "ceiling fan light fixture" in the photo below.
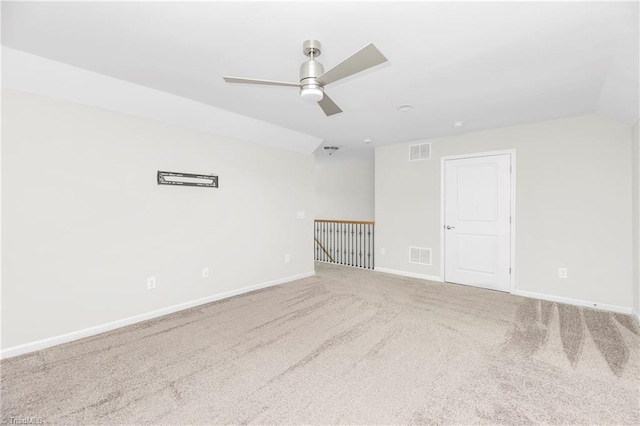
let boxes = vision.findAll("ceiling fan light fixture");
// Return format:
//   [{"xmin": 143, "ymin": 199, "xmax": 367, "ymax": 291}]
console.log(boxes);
[{"xmin": 300, "ymin": 87, "xmax": 324, "ymax": 103}]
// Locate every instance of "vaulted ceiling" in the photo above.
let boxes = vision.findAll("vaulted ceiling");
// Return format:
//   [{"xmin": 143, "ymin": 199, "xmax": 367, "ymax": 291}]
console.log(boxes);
[{"xmin": 2, "ymin": 1, "xmax": 638, "ymax": 166}]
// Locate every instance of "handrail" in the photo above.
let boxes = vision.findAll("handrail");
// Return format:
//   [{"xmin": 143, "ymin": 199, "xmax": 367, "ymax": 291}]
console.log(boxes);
[
  {"xmin": 314, "ymin": 237, "xmax": 335, "ymax": 262},
  {"xmin": 315, "ymin": 219, "xmax": 375, "ymax": 225}
]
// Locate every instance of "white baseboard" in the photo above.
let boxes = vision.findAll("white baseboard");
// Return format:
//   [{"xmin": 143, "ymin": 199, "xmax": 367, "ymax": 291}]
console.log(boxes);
[
  {"xmin": 513, "ymin": 289, "xmax": 633, "ymax": 315},
  {"xmin": 374, "ymin": 267, "xmax": 443, "ymax": 282},
  {"xmin": 634, "ymin": 310, "xmax": 640, "ymax": 326},
  {"xmin": 0, "ymin": 271, "xmax": 315, "ymax": 360},
  {"xmin": 373, "ymin": 267, "xmax": 633, "ymax": 315}
]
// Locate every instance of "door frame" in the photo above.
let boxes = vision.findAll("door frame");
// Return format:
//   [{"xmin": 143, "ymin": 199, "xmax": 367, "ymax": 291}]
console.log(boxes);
[{"xmin": 440, "ymin": 149, "xmax": 517, "ymax": 293}]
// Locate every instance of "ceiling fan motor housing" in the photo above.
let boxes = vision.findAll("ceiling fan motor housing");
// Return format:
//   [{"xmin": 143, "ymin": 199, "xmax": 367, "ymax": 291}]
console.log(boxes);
[{"xmin": 300, "ymin": 40, "xmax": 325, "ymax": 102}]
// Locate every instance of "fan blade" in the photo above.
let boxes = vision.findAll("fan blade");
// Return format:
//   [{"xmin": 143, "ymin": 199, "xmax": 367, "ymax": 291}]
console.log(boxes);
[
  {"xmin": 318, "ymin": 93, "xmax": 343, "ymax": 116},
  {"xmin": 316, "ymin": 43, "xmax": 388, "ymax": 86},
  {"xmin": 223, "ymin": 76, "xmax": 301, "ymax": 87}
]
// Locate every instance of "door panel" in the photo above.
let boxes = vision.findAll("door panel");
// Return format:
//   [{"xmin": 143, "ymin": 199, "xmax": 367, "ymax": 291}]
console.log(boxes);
[
  {"xmin": 444, "ymin": 154, "xmax": 511, "ymax": 292},
  {"xmin": 456, "ymin": 164, "xmax": 498, "ymax": 222},
  {"xmin": 456, "ymin": 234, "xmax": 497, "ymax": 274}
]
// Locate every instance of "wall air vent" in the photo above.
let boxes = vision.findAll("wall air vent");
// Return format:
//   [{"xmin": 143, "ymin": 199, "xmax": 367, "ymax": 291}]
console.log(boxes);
[
  {"xmin": 409, "ymin": 143, "xmax": 431, "ymax": 161},
  {"xmin": 410, "ymin": 247, "xmax": 432, "ymax": 265}
]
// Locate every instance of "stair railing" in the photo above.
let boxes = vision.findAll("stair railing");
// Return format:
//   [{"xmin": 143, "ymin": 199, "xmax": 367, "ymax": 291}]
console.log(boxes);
[{"xmin": 314, "ymin": 220, "xmax": 375, "ymax": 269}]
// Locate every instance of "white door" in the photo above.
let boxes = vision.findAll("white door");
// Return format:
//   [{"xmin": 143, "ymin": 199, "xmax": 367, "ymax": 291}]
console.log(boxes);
[{"xmin": 444, "ymin": 154, "xmax": 512, "ymax": 292}]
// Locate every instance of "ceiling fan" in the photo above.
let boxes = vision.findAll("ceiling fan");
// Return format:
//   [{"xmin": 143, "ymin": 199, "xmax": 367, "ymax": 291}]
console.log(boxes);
[{"xmin": 223, "ymin": 40, "xmax": 388, "ymax": 116}]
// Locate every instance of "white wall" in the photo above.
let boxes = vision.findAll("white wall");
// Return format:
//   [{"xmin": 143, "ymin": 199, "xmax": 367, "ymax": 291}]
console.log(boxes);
[
  {"xmin": 376, "ymin": 115, "xmax": 633, "ymax": 310},
  {"xmin": 632, "ymin": 119, "xmax": 639, "ymax": 319},
  {"xmin": 2, "ymin": 48, "xmax": 323, "ymax": 156},
  {"xmin": 1, "ymin": 89, "xmax": 315, "ymax": 352},
  {"xmin": 314, "ymin": 160, "xmax": 374, "ymax": 221}
]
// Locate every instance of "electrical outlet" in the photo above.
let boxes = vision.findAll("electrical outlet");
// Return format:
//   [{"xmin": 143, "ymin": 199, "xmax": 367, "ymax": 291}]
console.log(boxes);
[
  {"xmin": 380, "ymin": 248, "xmax": 386, "ymax": 256},
  {"xmin": 296, "ymin": 211, "xmax": 306, "ymax": 219},
  {"xmin": 558, "ymin": 268, "xmax": 567, "ymax": 279},
  {"xmin": 202, "ymin": 267, "xmax": 209, "ymax": 278},
  {"xmin": 147, "ymin": 276, "xmax": 156, "ymax": 290},
  {"xmin": 285, "ymin": 254, "xmax": 290, "ymax": 263}
]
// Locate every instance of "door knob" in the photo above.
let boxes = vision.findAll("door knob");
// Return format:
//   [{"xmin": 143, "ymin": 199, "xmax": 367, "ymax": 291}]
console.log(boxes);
[{"xmin": 446, "ymin": 225, "xmax": 455, "ymax": 230}]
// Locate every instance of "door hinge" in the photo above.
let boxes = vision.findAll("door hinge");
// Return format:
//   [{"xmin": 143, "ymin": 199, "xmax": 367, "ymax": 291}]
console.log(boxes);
[
  {"xmin": 510, "ymin": 165, "xmax": 512, "ymax": 173},
  {"xmin": 509, "ymin": 267, "xmax": 512, "ymax": 274},
  {"xmin": 509, "ymin": 216, "xmax": 512, "ymax": 224}
]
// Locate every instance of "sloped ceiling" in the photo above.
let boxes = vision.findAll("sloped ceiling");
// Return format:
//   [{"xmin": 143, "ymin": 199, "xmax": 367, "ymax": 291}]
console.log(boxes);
[{"xmin": 2, "ymin": 1, "xmax": 638, "ymax": 166}]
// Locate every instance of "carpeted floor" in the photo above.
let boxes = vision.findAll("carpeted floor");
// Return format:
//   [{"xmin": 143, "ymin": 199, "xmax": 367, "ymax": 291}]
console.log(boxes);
[{"xmin": 2, "ymin": 262, "xmax": 639, "ymax": 425}]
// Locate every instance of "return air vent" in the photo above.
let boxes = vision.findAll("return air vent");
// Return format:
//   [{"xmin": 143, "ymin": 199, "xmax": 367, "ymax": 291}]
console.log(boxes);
[
  {"xmin": 409, "ymin": 143, "xmax": 431, "ymax": 161},
  {"xmin": 410, "ymin": 247, "xmax": 432, "ymax": 265}
]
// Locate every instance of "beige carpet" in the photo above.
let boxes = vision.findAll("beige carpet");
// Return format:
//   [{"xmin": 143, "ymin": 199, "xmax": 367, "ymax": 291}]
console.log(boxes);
[{"xmin": 2, "ymin": 262, "xmax": 639, "ymax": 425}]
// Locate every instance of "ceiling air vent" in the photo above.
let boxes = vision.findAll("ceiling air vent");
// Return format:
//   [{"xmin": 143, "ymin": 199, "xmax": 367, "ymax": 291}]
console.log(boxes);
[
  {"xmin": 409, "ymin": 143, "xmax": 431, "ymax": 161},
  {"xmin": 410, "ymin": 247, "xmax": 432, "ymax": 265}
]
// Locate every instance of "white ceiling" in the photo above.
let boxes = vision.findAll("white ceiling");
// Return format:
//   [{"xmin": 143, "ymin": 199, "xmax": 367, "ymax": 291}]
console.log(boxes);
[{"xmin": 2, "ymin": 1, "xmax": 638, "ymax": 166}]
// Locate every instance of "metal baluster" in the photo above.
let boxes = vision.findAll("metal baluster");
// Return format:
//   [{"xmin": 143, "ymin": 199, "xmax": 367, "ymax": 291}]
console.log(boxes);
[
  {"xmin": 341, "ymin": 222, "xmax": 344, "ymax": 265},
  {"xmin": 366, "ymin": 224, "xmax": 369, "ymax": 268},
  {"xmin": 318, "ymin": 221, "xmax": 321, "ymax": 261},
  {"xmin": 340, "ymin": 223, "xmax": 347, "ymax": 265},
  {"xmin": 323, "ymin": 222, "xmax": 326, "ymax": 262},
  {"xmin": 343, "ymin": 225, "xmax": 347, "ymax": 265},
  {"xmin": 361, "ymin": 224, "xmax": 365, "ymax": 268},
  {"xmin": 319, "ymin": 222, "xmax": 322, "ymax": 261},
  {"xmin": 325, "ymin": 222, "xmax": 328, "ymax": 262},
  {"xmin": 367, "ymin": 224, "xmax": 371, "ymax": 269},
  {"xmin": 318, "ymin": 222, "xmax": 321, "ymax": 261},
  {"xmin": 343, "ymin": 223, "xmax": 347, "ymax": 265},
  {"xmin": 339, "ymin": 222, "xmax": 342, "ymax": 264},
  {"xmin": 329, "ymin": 222, "xmax": 332, "ymax": 263},
  {"xmin": 354, "ymin": 223, "xmax": 358, "ymax": 267},
  {"xmin": 336, "ymin": 222, "xmax": 339, "ymax": 264},
  {"xmin": 357, "ymin": 223, "xmax": 362, "ymax": 268},
  {"xmin": 357, "ymin": 224, "xmax": 361, "ymax": 268},
  {"xmin": 371, "ymin": 224, "xmax": 375, "ymax": 269},
  {"xmin": 318, "ymin": 221, "xmax": 322, "ymax": 262},
  {"xmin": 352, "ymin": 223, "xmax": 356, "ymax": 267},
  {"xmin": 364, "ymin": 223, "xmax": 367, "ymax": 269},
  {"xmin": 324, "ymin": 222, "xmax": 327, "ymax": 262},
  {"xmin": 360, "ymin": 224, "xmax": 364, "ymax": 268},
  {"xmin": 338, "ymin": 222, "xmax": 341, "ymax": 264},
  {"xmin": 337, "ymin": 222, "xmax": 340, "ymax": 264},
  {"xmin": 349, "ymin": 223, "xmax": 352, "ymax": 266},
  {"xmin": 333, "ymin": 222, "xmax": 337, "ymax": 264},
  {"xmin": 316, "ymin": 222, "xmax": 322, "ymax": 260},
  {"xmin": 326, "ymin": 222, "xmax": 329, "ymax": 262},
  {"xmin": 351, "ymin": 223, "xmax": 355, "ymax": 267},
  {"xmin": 332, "ymin": 222, "xmax": 336, "ymax": 264},
  {"xmin": 333, "ymin": 222, "xmax": 340, "ymax": 263}
]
